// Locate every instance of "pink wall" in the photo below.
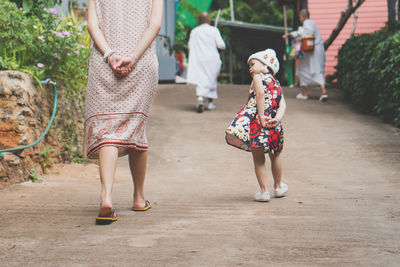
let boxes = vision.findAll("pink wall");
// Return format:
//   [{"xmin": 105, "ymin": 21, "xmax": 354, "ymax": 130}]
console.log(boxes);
[{"xmin": 308, "ymin": 0, "xmax": 388, "ymax": 77}]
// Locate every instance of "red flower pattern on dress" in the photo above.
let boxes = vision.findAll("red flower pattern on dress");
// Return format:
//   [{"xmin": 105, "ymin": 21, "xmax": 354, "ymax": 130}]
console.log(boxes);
[{"xmin": 226, "ymin": 74, "xmax": 284, "ymax": 153}]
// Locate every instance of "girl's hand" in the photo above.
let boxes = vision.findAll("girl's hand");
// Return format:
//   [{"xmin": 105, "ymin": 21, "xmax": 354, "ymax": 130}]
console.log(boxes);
[
  {"xmin": 259, "ymin": 115, "xmax": 267, "ymax": 128},
  {"xmin": 265, "ymin": 118, "xmax": 279, "ymax": 129}
]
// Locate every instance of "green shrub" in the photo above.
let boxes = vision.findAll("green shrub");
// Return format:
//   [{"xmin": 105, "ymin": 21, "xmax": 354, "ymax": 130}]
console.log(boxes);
[
  {"xmin": 9, "ymin": 0, "xmax": 62, "ymax": 18},
  {"xmin": 337, "ymin": 25, "xmax": 400, "ymax": 127},
  {"xmin": 0, "ymin": 0, "xmax": 90, "ymax": 161},
  {"xmin": 0, "ymin": 0, "xmax": 35, "ymax": 72}
]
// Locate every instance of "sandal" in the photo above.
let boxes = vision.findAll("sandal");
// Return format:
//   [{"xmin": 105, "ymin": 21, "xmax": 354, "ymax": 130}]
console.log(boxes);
[
  {"xmin": 132, "ymin": 200, "xmax": 152, "ymax": 212},
  {"xmin": 96, "ymin": 207, "xmax": 118, "ymax": 225}
]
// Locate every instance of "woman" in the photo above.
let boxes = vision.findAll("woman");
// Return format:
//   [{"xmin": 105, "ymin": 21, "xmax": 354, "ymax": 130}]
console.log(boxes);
[
  {"xmin": 85, "ymin": 0, "xmax": 163, "ymax": 224},
  {"xmin": 283, "ymin": 9, "xmax": 328, "ymax": 102}
]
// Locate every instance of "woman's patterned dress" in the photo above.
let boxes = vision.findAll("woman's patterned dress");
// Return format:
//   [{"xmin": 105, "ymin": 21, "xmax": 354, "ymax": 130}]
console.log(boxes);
[
  {"xmin": 84, "ymin": 0, "xmax": 158, "ymax": 159},
  {"xmin": 226, "ymin": 73, "xmax": 284, "ymax": 153}
]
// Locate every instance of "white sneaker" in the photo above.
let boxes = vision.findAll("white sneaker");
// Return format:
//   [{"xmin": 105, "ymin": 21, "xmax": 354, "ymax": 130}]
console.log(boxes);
[
  {"xmin": 207, "ymin": 102, "xmax": 216, "ymax": 110},
  {"xmin": 274, "ymin": 183, "xmax": 288, "ymax": 198},
  {"xmin": 254, "ymin": 191, "xmax": 271, "ymax": 202},
  {"xmin": 319, "ymin": 94, "xmax": 328, "ymax": 102},
  {"xmin": 296, "ymin": 93, "xmax": 308, "ymax": 100},
  {"xmin": 196, "ymin": 96, "xmax": 204, "ymax": 113}
]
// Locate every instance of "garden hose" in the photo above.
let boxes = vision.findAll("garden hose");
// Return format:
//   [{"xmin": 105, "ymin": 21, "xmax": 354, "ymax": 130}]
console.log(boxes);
[{"xmin": 0, "ymin": 78, "xmax": 57, "ymax": 157}]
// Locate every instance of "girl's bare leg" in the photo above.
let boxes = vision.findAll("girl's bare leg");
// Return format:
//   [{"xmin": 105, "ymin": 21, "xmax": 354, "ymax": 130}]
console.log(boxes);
[
  {"xmin": 129, "ymin": 149, "xmax": 148, "ymax": 209},
  {"xmin": 269, "ymin": 152, "xmax": 283, "ymax": 189},
  {"xmin": 251, "ymin": 147, "xmax": 268, "ymax": 193},
  {"xmin": 99, "ymin": 146, "xmax": 118, "ymax": 212}
]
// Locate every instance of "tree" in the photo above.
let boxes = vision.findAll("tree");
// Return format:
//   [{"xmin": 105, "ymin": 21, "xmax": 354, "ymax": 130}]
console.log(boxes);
[{"xmin": 324, "ymin": 0, "xmax": 366, "ymax": 50}]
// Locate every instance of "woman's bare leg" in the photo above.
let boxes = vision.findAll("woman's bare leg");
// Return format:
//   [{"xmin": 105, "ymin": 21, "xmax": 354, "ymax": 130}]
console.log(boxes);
[
  {"xmin": 129, "ymin": 149, "xmax": 148, "ymax": 209},
  {"xmin": 99, "ymin": 146, "xmax": 118, "ymax": 212},
  {"xmin": 251, "ymin": 147, "xmax": 268, "ymax": 193}
]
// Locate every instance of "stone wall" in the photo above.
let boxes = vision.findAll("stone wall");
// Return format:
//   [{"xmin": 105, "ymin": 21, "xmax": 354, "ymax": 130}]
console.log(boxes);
[{"xmin": 0, "ymin": 71, "xmax": 64, "ymax": 187}]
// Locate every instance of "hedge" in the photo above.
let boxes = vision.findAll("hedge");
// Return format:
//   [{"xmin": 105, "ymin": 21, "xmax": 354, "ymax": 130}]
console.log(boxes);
[{"xmin": 337, "ymin": 23, "xmax": 400, "ymax": 128}]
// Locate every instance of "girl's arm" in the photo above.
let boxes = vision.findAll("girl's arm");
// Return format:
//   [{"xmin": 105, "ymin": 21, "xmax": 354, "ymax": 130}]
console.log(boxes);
[
  {"xmin": 267, "ymin": 94, "xmax": 286, "ymax": 128},
  {"xmin": 275, "ymin": 95, "xmax": 286, "ymax": 121},
  {"xmin": 253, "ymin": 74, "xmax": 267, "ymax": 128}
]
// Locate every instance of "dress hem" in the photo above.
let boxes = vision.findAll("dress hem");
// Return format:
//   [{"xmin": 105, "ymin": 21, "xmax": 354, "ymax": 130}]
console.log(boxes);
[{"xmin": 87, "ymin": 141, "xmax": 148, "ymax": 159}]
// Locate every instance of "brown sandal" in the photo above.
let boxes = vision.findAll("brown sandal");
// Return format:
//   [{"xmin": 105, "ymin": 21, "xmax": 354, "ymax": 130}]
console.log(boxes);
[
  {"xmin": 132, "ymin": 200, "xmax": 152, "ymax": 212},
  {"xmin": 96, "ymin": 207, "xmax": 118, "ymax": 225}
]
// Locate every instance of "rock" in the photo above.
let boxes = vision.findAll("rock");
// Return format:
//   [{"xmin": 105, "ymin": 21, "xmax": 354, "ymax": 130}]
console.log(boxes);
[
  {"xmin": 0, "ymin": 70, "xmax": 84, "ymax": 186},
  {"xmin": 3, "ymin": 153, "xmax": 21, "ymax": 166},
  {"xmin": 12, "ymin": 85, "xmax": 24, "ymax": 96},
  {"xmin": 18, "ymin": 134, "xmax": 29, "ymax": 145}
]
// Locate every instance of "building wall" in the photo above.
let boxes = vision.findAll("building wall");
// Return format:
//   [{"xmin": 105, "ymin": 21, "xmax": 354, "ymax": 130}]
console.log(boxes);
[{"xmin": 308, "ymin": 0, "xmax": 387, "ymax": 77}]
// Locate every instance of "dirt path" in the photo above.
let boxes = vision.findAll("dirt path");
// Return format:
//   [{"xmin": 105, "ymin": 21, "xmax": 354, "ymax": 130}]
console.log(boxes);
[{"xmin": 1, "ymin": 84, "xmax": 399, "ymax": 266}]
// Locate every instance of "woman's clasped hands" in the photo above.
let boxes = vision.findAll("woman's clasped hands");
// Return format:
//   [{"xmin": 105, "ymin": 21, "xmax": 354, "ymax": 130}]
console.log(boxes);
[{"xmin": 108, "ymin": 53, "xmax": 137, "ymax": 77}]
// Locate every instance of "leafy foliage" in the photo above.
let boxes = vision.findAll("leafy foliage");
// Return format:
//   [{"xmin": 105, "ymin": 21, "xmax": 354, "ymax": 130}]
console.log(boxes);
[
  {"xmin": 337, "ymin": 24, "xmax": 400, "ymax": 127},
  {"xmin": 29, "ymin": 168, "xmax": 43, "ymax": 183},
  {"xmin": 9, "ymin": 0, "xmax": 62, "ymax": 18},
  {"xmin": 0, "ymin": 0, "xmax": 90, "ymax": 161}
]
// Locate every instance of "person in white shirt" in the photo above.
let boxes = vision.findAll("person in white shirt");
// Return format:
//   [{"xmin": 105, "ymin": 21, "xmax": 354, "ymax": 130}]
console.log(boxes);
[
  {"xmin": 187, "ymin": 12, "xmax": 226, "ymax": 112},
  {"xmin": 283, "ymin": 9, "xmax": 328, "ymax": 102}
]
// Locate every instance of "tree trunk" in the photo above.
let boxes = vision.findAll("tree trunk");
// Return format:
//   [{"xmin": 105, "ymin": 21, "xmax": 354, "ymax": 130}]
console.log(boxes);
[{"xmin": 324, "ymin": 0, "xmax": 366, "ymax": 50}]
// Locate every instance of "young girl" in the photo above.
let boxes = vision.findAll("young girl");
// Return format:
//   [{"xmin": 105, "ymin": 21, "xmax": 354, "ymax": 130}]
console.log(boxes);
[{"xmin": 226, "ymin": 49, "xmax": 288, "ymax": 202}]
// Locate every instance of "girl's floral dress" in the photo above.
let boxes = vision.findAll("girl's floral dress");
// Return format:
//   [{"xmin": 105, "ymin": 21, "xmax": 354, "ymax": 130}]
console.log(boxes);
[{"xmin": 225, "ymin": 73, "xmax": 284, "ymax": 153}]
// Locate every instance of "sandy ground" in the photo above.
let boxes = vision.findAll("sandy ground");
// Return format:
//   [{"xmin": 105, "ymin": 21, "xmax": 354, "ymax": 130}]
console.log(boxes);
[{"xmin": 0, "ymin": 84, "xmax": 399, "ymax": 266}]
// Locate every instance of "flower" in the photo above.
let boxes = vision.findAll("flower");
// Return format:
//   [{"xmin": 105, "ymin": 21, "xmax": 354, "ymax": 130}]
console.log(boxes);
[
  {"xmin": 49, "ymin": 8, "xmax": 57, "ymax": 15},
  {"xmin": 67, "ymin": 53, "xmax": 71, "ymax": 56},
  {"xmin": 33, "ymin": 25, "xmax": 38, "ymax": 29},
  {"xmin": 62, "ymin": 31, "xmax": 71, "ymax": 37},
  {"xmin": 74, "ymin": 50, "xmax": 80, "ymax": 55},
  {"xmin": 19, "ymin": 7, "xmax": 23, "ymax": 10},
  {"xmin": 37, "ymin": 63, "xmax": 45, "ymax": 68},
  {"xmin": 38, "ymin": 36, "xmax": 44, "ymax": 40},
  {"xmin": 67, "ymin": 22, "xmax": 73, "ymax": 26},
  {"xmin": 80, "ymin": 44, "xmax": 86, "ymax": 48},
  {"xmin": 53, "ymin": 31, "xmax": 64, "ymax": 38},
  {"xmin": 55, "ymin": 53, "xmax": 60, "ymax": 58}
]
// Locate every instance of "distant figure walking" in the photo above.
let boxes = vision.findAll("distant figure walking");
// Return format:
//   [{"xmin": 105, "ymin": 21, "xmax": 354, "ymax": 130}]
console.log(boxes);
[
  {"xmin": 85, "ymin": 0, "xmax": 163, "ymax": 224},
  {"xmin": 187, "ymin": 12, "xmax": 226, "ymax": 113},
  {"xmin": 226, "ymin": 49, "xmax": 288, "ymax": 202},
  {"xmin": 283, "ymin": 9, "xmax": 328, "ymax": 102}
]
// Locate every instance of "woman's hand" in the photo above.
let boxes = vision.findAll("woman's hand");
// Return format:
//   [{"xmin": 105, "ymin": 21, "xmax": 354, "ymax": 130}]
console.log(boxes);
[
  {"xmin": 282, "ymin": 33, "xmax": 292, "ymax": 39},
  {"xmin": 108, "ymin": 54, "xmax": 136, "ymax": 76},
  {"xmin": 108, "ymin": 53, "xmax": 123, "ymax": 71}
]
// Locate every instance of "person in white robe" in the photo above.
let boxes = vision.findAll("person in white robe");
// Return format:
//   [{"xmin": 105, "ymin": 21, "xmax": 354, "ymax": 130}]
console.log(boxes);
[
  {"xmin": 187, "ymin": 12, "xmax": 226, "ymax": 112},
  {"xmin": 284, "ymin": 9, "xmax": 328, "ymax": 101}
]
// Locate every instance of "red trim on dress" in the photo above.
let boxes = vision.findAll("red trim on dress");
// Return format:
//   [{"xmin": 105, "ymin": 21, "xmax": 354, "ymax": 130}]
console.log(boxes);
[{"xmin": 86, "ymin": 112, "xmax": 148, "ymax": 121}]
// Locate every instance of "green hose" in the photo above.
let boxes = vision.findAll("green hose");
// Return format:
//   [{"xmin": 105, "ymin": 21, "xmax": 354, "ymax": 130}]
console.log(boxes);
[{"xmin": 0, "ymin": 79, "xmax": 57, "ymax": 157}]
